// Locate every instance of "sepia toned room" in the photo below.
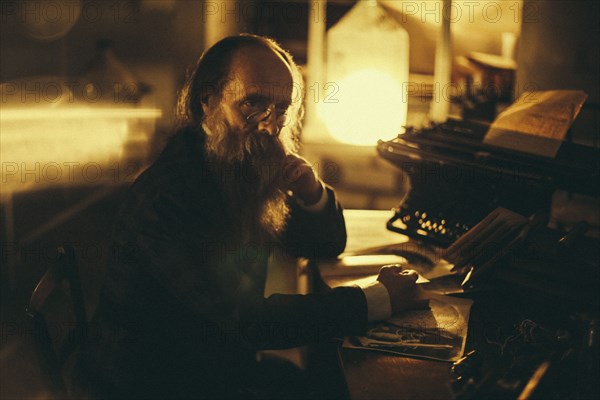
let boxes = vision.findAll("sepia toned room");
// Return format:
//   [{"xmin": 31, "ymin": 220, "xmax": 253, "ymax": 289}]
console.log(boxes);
[{"xmin": 1, "ymin": 1, "xmax": 598, "ymax": 399}]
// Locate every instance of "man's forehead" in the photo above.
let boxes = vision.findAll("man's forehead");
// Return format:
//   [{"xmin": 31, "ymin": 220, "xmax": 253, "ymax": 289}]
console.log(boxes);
[{"xmin": 224, "ymin": 46, "xmax": 294, "ymax": 100}]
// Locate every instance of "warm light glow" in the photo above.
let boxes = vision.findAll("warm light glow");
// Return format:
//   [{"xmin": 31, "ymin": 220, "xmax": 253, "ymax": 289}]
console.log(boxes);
[
  {"xmin": 318, "ymin": 69, "xmax": 406, "ymax": 146},
  {"xmin": 1, "ymin": 106, "xmax": 161, "ymax": 194},
  {"xmin": 0, "ymin": 107, "xmax": 161, "ymax": 121},
  {"xmin": 303, "ymin": 0, "xmax": 409, "ymax": 145}
]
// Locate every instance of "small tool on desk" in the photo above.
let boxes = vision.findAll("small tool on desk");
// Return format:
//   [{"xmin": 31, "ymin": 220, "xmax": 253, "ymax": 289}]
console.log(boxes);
[
  {"xmin": 367, "ymin": 342, "xmax": 454, "ymax": 351},
  {"xmin": 450, "ymin": 350, "xmax": 481, "ymax": 378},
  {"xmin": 558, "ymin": 221, "xmax": 589, "ymax": 248}
]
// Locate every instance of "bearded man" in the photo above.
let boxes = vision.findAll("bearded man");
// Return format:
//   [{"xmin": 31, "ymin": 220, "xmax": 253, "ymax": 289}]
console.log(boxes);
[{"xmin": 74, "ymin": 34, "xmax": 426, "ymax": 399}]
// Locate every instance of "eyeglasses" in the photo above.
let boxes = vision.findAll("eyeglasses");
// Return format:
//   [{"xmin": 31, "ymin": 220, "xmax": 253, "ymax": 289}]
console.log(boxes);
[{"xmin": 241, "ymin": 99, "xmax": 290, "ymax": 126}]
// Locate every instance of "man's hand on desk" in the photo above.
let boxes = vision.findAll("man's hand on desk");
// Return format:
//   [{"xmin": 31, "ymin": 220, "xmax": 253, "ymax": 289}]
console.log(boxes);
[{"xmin": 377, "ymin": 265, "xmax": 430, "ymax": 314}]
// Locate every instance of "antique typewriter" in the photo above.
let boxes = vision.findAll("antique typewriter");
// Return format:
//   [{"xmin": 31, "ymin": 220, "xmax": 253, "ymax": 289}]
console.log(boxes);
[{"xmin": 377, "ymin": 118, "xmax": 599, "ymax": 248}]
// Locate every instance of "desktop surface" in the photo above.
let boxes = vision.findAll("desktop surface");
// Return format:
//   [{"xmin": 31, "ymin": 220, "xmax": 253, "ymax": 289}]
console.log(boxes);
[{"xmin": 326, "ymin": 210, "xmax": 454, "ymax": 399}]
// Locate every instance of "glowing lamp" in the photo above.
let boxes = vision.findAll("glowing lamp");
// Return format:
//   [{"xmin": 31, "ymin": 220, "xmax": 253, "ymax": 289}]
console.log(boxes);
[
  {"xmin": 319, "ymin": 69, "xmax": 406, "ymax": 146},
  {"xmin": 319, "ymin": 0, "xmax": 409, "ymax": 146}
]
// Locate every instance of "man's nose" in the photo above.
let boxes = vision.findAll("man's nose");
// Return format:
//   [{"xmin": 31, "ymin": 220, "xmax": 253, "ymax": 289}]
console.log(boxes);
[{"xmin": 257, "ymin": 111, "xmax": 281, "ymax": 137}]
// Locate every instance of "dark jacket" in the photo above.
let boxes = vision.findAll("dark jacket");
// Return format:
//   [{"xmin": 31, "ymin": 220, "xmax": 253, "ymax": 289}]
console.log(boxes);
[{"xmin": 76, "ymin": 127, "xmax": 367, "ymax": 399}]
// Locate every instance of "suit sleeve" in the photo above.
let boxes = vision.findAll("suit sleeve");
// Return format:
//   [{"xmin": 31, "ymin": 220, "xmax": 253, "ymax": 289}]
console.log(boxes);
[{"xmin": 280, "ymin": 185, "xmax": 347, "ymax": 259}]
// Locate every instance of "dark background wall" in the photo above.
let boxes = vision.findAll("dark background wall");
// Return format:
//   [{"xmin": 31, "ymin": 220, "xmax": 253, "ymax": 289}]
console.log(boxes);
[{"xmin": 516, "ymin": 0, "xmax": 600, "ymax": 147}]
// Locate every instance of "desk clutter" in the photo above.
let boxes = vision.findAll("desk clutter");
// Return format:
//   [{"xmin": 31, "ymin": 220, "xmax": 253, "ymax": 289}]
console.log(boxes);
[
  {"xmin": 332, "ymin": 208, "xmax": 538, "ymax": 365},
  {"xmin": 344, "ymin": 294, "xmax": 472, "ymax": 362},
  {"xmin": 320, "ymin": 207, "xmax": 542, "ymax": 293},
  {"xmin": 330, "ymin": 104, "xmax": 599, "ymax": 398},
  {"xmin": 442, "ymin": 207, "xmax": 540, "ymax": 288},
  {"xmin": 329, "ymin": 207, "xmax": 599, "ymax": 399},
  {"xmin": 450, "ymin": 315, "xmax": 599, "ymax": 399}
]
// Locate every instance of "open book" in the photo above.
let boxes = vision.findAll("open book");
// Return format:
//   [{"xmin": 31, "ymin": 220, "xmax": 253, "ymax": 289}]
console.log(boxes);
[{"xmin": 484, "ymin": 90, "xmax": 588, "ymax": 158}]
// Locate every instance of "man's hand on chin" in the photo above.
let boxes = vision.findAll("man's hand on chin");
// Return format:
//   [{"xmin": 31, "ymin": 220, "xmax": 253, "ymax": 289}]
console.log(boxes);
[{"xmin": 282, "ymin": 154, "xmax": 323, "ymax": 206}]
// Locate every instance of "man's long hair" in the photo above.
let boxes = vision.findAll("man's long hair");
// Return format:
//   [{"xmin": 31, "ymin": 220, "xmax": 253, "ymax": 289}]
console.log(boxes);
[{"xmin": 176, "ymin": 34, "xmax": 303, "ymax": 153}]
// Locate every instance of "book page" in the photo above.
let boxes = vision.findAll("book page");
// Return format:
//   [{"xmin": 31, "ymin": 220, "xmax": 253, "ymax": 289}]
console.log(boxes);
[{"xmin": 484, "ymin": 90, "xmax": 587, "ymax": 157}]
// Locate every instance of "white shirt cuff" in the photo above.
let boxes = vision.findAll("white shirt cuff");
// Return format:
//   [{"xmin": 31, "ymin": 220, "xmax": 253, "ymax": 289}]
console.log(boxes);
[
  {"xmin": 357, "ymin": 281, "xmax": 392, "ymax": 322},
  {"xmin": 296, "ymin": 183, "xmax": 328, "ymax": 212}
]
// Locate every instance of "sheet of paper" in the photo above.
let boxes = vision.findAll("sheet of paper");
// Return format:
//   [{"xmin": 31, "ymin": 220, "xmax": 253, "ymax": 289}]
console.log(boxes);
[
  {"xmin": 317, "ymin": 254, "xmax": 454, "ymax": 281},
  {"xmin": 484, "ymin": 90, "xmax": 588, "ymax": 157},
  {"xmin": 344, "ymin": 294, "xmax": 473, "ymax": 362},
  {"xmin": 342, "ymin": 209, "xmax": 409, "ymax": 254}
]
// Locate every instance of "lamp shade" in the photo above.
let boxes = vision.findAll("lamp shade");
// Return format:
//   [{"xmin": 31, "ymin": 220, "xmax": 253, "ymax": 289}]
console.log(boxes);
[{"xmin": 320, "ymin": 0, "xmax": 409, "ymax": 146}]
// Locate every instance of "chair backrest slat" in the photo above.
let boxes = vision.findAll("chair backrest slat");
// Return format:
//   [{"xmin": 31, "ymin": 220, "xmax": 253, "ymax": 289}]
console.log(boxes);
[
  {"xmin": 61, "ymin": 245, "xmax": 88, "ymax": 338},
  {"xmin": 27, "ymin": 245, "xmax": 88, "ymax": 399}
]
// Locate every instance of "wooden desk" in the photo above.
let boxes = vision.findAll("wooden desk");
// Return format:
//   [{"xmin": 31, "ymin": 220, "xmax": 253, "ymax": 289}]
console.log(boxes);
[
  {"xmin": 325, "ymin": 209, "xmax": 455, "ymax": 400},
  {"xmin": 340, "ymin": 350, "xmax": 452, "ymax": 400},
  {"xmin": 315, "ymin": 210, "xmax": 600, "ymax": 400}
]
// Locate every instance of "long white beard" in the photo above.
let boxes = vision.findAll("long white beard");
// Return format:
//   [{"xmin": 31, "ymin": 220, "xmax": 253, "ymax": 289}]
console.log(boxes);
[{"xmin": 202, "ymin": 106, "xmax": 291, "ymax": 242}]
